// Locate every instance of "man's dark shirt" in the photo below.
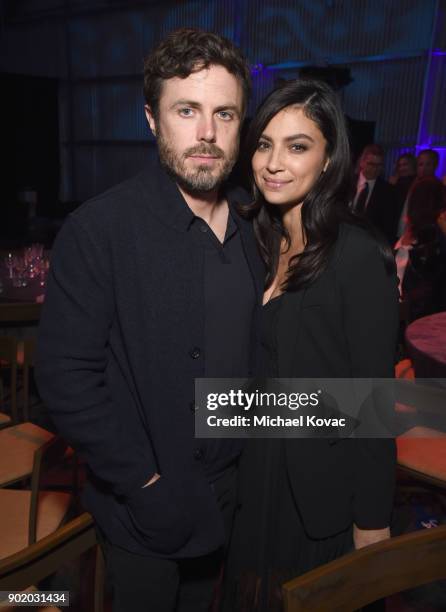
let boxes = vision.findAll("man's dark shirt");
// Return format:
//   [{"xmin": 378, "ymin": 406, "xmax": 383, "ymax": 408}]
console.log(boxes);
[{"xmin": 188, "ymin": 211, "xmax": 256, "ymax": 480}]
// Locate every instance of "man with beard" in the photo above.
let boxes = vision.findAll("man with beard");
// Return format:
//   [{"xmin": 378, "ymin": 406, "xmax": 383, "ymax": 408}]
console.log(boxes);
[{"xmin": 36, "ymin": 29, "xmax": 263, "ymax": 612}]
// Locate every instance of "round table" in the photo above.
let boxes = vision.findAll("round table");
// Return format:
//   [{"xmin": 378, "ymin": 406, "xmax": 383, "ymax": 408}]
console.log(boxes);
[{"xmin": 406, "ymin": 312, "xmax": 446, "ymax": 378}]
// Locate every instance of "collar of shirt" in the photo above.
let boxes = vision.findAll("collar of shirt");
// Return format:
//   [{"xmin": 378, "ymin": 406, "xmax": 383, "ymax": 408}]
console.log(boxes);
[
  {"xmin": 357, "ymin": 173, "xmax": 377, "ymax": 194},
  {"xmin": 189, "ymin": 209, "xmax": 238, "ymax": 243}
]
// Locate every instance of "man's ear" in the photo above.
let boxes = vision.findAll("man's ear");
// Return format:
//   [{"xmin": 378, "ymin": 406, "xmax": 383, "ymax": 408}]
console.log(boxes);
[{"xmin": 144, "ymin": 105, "xmax": 157, "ymax": 136}]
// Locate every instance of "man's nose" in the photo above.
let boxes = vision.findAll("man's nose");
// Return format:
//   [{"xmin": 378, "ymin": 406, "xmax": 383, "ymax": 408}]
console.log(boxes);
[{"xmin": 197, "ymin": 114, "xmax": 217, "ymax": 143}]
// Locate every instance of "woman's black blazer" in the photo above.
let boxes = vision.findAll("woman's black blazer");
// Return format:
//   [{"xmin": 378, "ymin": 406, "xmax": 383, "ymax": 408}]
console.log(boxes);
[{"xmin": 276, "ymin": 223, "xmax": 399, "ymax": 538}]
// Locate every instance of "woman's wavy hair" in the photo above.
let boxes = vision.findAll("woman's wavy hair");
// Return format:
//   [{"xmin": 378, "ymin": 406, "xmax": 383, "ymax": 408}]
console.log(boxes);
[{"xmin": 243, "ymin": 78, "xmax": 393, "ymax": 291}]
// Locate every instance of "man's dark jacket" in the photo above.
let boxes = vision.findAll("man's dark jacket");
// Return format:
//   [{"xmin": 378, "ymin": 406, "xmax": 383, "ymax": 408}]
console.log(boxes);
[
  {"xmin": 363, "ymin": 176, "xmax": 399, "ymax": 246},
  {"xmin": 35, "ymin": 155, "xmax": 264, "ymax": 558}
]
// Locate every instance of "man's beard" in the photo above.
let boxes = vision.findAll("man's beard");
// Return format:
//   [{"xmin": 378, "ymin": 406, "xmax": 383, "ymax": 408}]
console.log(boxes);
[{"xmin": 157, "ymin": 132, "xmax": 239, "ymax": 194}]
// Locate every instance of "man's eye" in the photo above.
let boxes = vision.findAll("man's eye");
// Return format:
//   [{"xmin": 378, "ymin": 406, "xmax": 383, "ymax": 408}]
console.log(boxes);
[
  {"xmin": 218, "ymin": 111, "xmax": 233, "ymax": 120},
  {"xmin": 179, "ymin": 108, "xmax": 194, "ymax": 117}
]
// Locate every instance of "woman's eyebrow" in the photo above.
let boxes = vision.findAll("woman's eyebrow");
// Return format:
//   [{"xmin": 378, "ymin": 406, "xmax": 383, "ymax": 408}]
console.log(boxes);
[
  {"xmin": 259, "ymin": 133, "xmax": 315, "ymax": 143},
  {"xmin": 284, "ymin": 133, "xmax": 315, "ymax": 143}
]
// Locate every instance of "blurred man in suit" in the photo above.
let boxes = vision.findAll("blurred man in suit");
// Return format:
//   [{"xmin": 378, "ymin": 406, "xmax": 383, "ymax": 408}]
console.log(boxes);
[
  {"xmin": 397, "ymin": 149, "xmax": 443, "ymax": 240},
  {"xmin": 354, "ymin": 144, "xmax": 399, "ymax": 245}
]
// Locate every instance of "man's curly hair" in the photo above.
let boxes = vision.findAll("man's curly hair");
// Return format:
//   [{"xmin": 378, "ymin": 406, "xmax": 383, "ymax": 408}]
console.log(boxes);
[{"xmin": 143, "ymin": 28, "xmax": 251, "ymax": 120}]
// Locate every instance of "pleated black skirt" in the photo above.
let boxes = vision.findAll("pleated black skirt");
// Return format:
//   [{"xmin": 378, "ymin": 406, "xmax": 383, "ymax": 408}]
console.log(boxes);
[{"xmin": 221, "ymin": 437, "xmax": 353, "ymax": 612}]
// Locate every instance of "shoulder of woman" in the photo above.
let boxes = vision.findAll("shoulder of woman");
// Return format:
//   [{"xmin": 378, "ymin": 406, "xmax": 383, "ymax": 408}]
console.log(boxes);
[{"xmin": 335, "ymin": 222, "xmax": 381, "ymax": 263}]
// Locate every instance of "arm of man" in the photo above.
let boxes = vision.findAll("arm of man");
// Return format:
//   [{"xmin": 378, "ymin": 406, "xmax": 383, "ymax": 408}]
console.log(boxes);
[
  {"xmin": 36, "ymin": 215, "xmax": 156, "ymax": 499},
  {"xmin": 339, "ymin": 229, "xmax": 399, "ymax": 547}
]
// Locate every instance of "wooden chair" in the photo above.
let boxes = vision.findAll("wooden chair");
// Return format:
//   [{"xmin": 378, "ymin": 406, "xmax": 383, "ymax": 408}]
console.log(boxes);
[
  {"xmin": 0, "ymin": 412, "xmax": 11, "ymax": 429},
  {"xmin": 0, "ymin": 437, "xmax": 74, "ymax": 561},
  {"xmin": 0, "ymin": 434, "xmax": 105, "ymax": 612},
  {"xmin": 0, "ymin": 302, "xmax": 41, "ymax": 424},
  {"xmin": 20, "ymin": 337, "xmax": 37, "ymax": 422},
  {"xmin": 0, "ymin": 335, "xmax": 38, "ymax": 424},
  {"xmin": 397, "ymin": 427, "xmax": 446, "ymax": 489},
  {"xmin": 394, "ymin": 357, "xmax": 414, "ymax": 380},
  {"xmin": 0, "ymin": 422, "xmax": 54, "ymax": 487},
  {"xmin": 282, "ymin": 524, "xmax": 446, "ymax": 612},
  {"xmin": 394, "ymin": 379, "xmax": 446, "ymax": 489},
  {"xmin": 0, "ymin": 513, "xmax": 103, "ymax": 612},
  {"xmin": 0, "ymin": 337, "xmax": 18, "ymax": 425},
  {"xmin": 0, "ymin": 334, "xmax": 55, "ymax": 488}
]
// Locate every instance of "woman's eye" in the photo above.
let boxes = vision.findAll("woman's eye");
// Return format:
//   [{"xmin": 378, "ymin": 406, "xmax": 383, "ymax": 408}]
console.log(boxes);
[
  {"xmin": 257, "ymin": 141, "xmax": 270, "ymax": 151},
  {"xmin": 290, "ymin": 143, "xmax": 307, "ymax": 152}
]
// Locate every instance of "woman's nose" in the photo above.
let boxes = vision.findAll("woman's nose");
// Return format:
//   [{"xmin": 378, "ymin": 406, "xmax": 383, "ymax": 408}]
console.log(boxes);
[{"xmin": 265, "ymin": 148, "xmax": 283, "ymax": 173}]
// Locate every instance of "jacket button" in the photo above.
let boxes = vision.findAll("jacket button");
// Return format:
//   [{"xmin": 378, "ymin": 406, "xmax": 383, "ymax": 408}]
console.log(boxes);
[
  {"xmin": 194, "ymin": 448, "xmax": 203, "ymax": 461},
  {"xmin": 189, "ymin": 347, "xmax": 201, "ymax": 359}
]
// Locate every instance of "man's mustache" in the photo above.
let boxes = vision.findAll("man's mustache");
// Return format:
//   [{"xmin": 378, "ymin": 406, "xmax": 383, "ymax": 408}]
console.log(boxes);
[{"xmin": 184, "ymin": 144, "xmax": 225, "ymax": 159}]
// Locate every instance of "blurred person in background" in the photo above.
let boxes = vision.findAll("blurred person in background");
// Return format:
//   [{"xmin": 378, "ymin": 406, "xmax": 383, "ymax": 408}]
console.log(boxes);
[
  {"xmin": 416, "ymin": 148, "xmax": 439, "ymax": 179},
  {"xmin": 353, "ymin": 143, "xmax": 399, "ymax": 245},
  {"xmin": 397, "ymin": 149, "xmax": 443, "ymax": 245},
  {"xmin": 389, "ymin": 152, "xmax": 416, "ymax": 185},
  {"xmin": 395, "ymin": 177, "xmax": 446, "ymax": 321},
  {"xmin": 389, "ymin": 153, "xmax": 417, "ymax": 201},
  {"xmin": 390, "ymin": 153, "xmax": 417, "ymax": 242}
]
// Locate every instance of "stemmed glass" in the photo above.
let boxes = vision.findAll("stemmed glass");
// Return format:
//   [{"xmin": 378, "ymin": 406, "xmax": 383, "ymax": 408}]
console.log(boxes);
[
  {"xmin": 39, "ymin": 256, "xmax": 50, "ymax": 288},
  {"xmin": 5, "ymin": 253, "xmax": 13, "ymax": 279},
  {"xmin": 11, "ymin": 255, "xmax": 28, "ymax": 288}
]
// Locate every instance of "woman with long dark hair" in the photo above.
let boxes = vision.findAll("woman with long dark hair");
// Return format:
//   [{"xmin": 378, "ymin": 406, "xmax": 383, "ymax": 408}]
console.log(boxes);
[{"xmin": 222, "ymin": 80, "xmax": 399, "ymax": 612}]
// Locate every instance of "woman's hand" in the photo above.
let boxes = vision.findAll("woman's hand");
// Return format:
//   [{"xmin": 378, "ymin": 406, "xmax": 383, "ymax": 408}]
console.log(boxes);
[{"xmin": 353, "ymin": 524, "xmax": 390, "ymax": 549}]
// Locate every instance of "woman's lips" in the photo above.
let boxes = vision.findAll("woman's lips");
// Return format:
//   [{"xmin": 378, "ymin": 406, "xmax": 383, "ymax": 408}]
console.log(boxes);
[{"xmin": 263, "ymin": 177, "xmax": 291, "ymax": 189}]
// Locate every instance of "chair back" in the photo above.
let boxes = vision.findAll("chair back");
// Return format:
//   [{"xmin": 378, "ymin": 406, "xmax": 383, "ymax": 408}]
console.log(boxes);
[
  {"xmin": 0, "ymin": 336, "xmax": 37, "ymax": 423},
  {"xmin": 20, "ymin": 338, "xmax": 37, "ymax": 421},
  {"xmin": 0, "ymin": 337, "xmax": 18, "ymax": 422},
  {"xmin": 394, "ymin": 378, "xmax": 446, "ymax": 418},
  {"xmin": 0, "ymin": 513, "xmax": 97, "ymax": 593},
  {"xmin": 28, "ymin": 436, "xmax": 72, "ymax": 545},
  {"xmin": 283, "ymin": 525, "xmax": 446, "ymax": 612}
]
